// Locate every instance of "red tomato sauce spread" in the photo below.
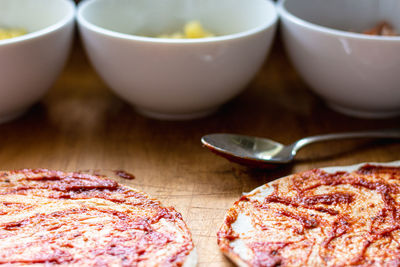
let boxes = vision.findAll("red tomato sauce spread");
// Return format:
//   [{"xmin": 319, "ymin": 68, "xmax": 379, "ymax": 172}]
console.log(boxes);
[
  {"xmin": 114, "ymin": 170, "xmax": 136, "ymax": 180},
  {"xmin": 0, "ymin": 169, "xmax": 194, "ymax": 266},
  {"xmin": 218, "ymin": 164, "xmax": 400, "ymax": 267}
]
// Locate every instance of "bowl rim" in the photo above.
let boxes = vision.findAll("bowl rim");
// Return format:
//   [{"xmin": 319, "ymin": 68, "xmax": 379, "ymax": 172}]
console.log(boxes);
[
  {"xmin": 278, "ymin": 0, "xmax": 400, "ymax": 41},
  {"xmin": 76, "ymin": 0, "xmax": 278, "ymax": 43},
  {"xmin": 0, "ymin": 0, "xmax": 75, "ymax": 46}
]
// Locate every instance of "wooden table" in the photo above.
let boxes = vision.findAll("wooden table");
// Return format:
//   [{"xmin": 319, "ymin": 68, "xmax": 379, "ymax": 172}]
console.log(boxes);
[{"xmin": 0, "ymin": 36, "xmax": 399, "ymax": 266}]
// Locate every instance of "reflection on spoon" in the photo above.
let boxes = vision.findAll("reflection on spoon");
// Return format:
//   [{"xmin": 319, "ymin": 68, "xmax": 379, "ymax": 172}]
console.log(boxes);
[{"xmin": 201, "ymin": 129, "xmax": 400, "ymax": 168}]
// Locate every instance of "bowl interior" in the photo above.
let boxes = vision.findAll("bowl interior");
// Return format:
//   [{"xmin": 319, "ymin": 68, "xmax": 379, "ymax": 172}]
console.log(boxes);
[
  {"xmin": 0, "ymin": 0, "xmax": 74, "ymax": 34},
  {"xmin": 282, "ymin": 0, "xmax": 400, "ymax": 34},
  {"xmin": 78, "ymin": 0, "xmax": 276, "ymax": 38}
]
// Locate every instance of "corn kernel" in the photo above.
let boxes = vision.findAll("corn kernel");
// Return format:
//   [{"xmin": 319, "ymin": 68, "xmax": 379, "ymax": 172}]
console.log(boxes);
[
  {"xmin": 0, "ymin": 28, "xmax": 26, "ymax": 40},
  {"xmin": 184, "ymin": 20, "xmax": 214, "ymax": 38},
  {"xmin": 156, "ymin": 21, "xmax": 214, "ymax": 39}
]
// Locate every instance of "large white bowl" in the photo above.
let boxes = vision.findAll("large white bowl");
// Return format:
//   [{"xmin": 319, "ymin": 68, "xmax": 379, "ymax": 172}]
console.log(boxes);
[
  {"xmin": 0, "ymin": 0, "xmax": 75, "ymax": 123},
  {"xmin": 279, "ymin": 0, "xmax": 400, "ymax": 118},
  {"xmin": 77, "ymin": 0, "xmax": 277, "ymax": 120}
]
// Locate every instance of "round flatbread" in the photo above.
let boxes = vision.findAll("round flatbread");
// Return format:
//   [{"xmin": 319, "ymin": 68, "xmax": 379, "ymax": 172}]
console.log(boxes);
[
  {"xmin": 0, "ymin": 169, "xmax": 196, "ymax": 266},
  {"xmin": 218, "ymin": 162, "xmax": 400, "ymax": 266}
]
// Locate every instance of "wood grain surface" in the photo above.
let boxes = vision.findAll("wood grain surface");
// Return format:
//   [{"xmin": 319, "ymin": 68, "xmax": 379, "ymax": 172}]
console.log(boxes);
[{"xmin": 0, "ymin": 35, "xmax": 399, "ymax": 266}]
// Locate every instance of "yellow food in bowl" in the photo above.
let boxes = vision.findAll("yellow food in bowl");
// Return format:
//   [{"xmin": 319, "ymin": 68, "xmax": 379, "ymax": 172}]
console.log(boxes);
[
  {"xmin": 0, "ymin": 28, "xmax": 27, "ymax": 40},
  {"xmin": 158, "ymin": 21, "xmax": 214, "ymax": 39}
]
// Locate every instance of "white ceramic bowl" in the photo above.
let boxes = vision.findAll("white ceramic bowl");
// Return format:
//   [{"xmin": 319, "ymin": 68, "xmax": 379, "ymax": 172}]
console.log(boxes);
[
  {"xmin": 279, "ymin": 0, "xmax": 400, "ymax": 118},
  {"xmin": 0, "ymin": 0, "xmax": 75, "ymax": 123},
  {"xmin": 77, "ymin": 0, "xmax": 277, "ymax": 120}
]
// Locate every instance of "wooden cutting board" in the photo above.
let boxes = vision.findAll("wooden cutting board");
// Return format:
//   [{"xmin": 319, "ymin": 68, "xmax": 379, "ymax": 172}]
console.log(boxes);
[{"xmin": 0, "ymin": 38, "xmax": 398, "ymax": 266}]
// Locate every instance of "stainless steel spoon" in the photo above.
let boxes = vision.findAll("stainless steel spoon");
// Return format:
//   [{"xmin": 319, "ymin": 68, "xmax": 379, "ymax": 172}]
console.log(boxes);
[{"xmin": 201, "ymin": 129, "xmax": 400, "ymax": 168}]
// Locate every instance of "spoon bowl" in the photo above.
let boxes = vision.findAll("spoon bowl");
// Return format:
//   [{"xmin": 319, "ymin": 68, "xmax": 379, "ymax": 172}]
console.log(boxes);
[
  {"xmin": 201, "ymin": 129, "xmax": 400, "ymax": 168},
  {"xmin": 202, "ymin": 134, "xmax": 290, "ymax": 166}
]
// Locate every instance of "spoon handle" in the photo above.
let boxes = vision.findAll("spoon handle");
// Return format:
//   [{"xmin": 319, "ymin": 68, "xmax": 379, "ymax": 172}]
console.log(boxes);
[{"xmin": 292, "ymin": 128, "xmax": 400, "ymax": 153}]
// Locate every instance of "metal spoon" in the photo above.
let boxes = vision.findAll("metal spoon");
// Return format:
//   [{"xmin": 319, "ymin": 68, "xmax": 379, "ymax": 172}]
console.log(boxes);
[{"xmin": 201, "ymin": 129, "xmax": 400, "ymax": 168}]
